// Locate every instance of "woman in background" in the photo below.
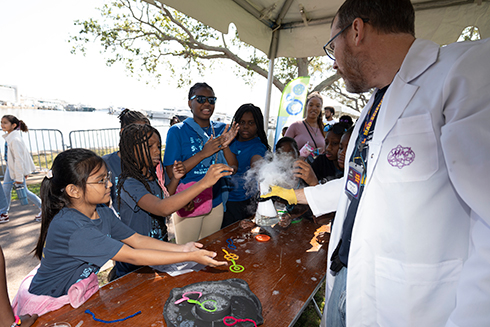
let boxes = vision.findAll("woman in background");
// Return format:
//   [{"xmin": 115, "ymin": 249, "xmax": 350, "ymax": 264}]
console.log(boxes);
[
  {"xmin": 1, "ymin": 115, "xmax": 42, "ymax": 222},
  {"xmin": 285, "ymin": 92, "xmax": 326, "ymax": 156}
]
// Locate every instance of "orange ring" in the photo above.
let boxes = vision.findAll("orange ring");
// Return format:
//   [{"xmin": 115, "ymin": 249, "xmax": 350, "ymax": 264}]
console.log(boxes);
[{"xmin": 255, "ymin": 234, "xmax": 270, "ymax": 242}]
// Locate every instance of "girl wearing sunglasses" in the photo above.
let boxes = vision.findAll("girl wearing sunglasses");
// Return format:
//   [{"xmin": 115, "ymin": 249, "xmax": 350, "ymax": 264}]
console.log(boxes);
[{"xmin": 163, "ymin": 82, "xmax": 238, "ymax": 244}]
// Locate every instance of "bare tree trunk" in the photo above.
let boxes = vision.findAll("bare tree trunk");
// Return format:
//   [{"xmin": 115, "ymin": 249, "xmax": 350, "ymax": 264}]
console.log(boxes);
[
  {"xmin": 297, "ymin": 58, "xmax": 309, "ymax": 77},
  {"xmin": 312, "ymin": 73, "xmax": 341, "ymax": 93}
]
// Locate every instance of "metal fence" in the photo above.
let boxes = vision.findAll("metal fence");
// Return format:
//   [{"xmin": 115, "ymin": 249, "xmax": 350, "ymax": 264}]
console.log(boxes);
[
  {"xmin": 0, "ymin": 125, "xmax": 167, "ymax": 179},
  {"xmin": 0, "ymin": 129, "xmax": 65, "ymax": 178},
  {"xmin": 69, "ymin": 128, "xmax": 120, "ymax": 157},
  {"xmin": 68, "ymin": 125, "xmax": 168, "ymax": 156}
]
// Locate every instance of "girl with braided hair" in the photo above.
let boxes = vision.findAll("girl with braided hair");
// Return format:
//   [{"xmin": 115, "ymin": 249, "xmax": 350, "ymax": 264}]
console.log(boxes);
[
  {"xmin": 102, "ymin": 109, "xmax": 150, "ymax": 208},
  {"xmin": 221, "ymin": 104, "xmax": 270, "ymax": 228},
  {"xmin": 163, "ymin": 82, "xmax": 238, "ymax": 244},
  {"xmin": 115, "ymin": 124, "xmax": 232, "ymax": 278}
]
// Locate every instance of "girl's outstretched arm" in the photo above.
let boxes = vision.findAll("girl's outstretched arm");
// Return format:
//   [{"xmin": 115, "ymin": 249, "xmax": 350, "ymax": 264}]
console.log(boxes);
[
  {"xmin": 112, "ymin": 243, "xmax": 228, "ymax": 268},
  {"xmin": 121, "ymin": 232, "xmax": 200, "ymax": 253},
  {"xmin": 139, "ymin": 164, "xmax": 233, "ymax": 217}
]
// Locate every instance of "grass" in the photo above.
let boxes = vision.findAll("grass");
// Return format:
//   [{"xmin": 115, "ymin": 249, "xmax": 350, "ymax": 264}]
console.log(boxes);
[
  {"xmin": 293, "ymin": 281, "xmax": 325, "ymax": 327},
  {"xmin": 11, "ymin": 183, "xmax": 41, "ymax": 200},
  {"xmin": 97, "ymin": 267, "xmax": 113, "ymax": 287}
]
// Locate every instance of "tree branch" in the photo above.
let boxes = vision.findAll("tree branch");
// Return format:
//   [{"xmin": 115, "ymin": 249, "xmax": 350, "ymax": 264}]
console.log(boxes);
[{"xmin": 312, "ymin": 73, "xmax": 341, "ymax": 93}]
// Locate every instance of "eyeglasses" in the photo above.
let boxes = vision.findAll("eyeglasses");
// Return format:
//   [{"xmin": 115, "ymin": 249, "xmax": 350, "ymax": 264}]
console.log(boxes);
[
  {"xmin": 87, "ymin": 171, "xmax": 112, "ymax": 188},
  {"xmin": 323, "ymin": 18, "xmax": 369, "ymax": 61},
  {"xmin": 190, "ymin": 95, "xmax": 217, "ymax": 105}
]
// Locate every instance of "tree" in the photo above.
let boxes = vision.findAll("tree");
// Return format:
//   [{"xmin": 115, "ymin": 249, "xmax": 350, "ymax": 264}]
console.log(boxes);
[
  {"xmin": 458, "ymin": 26, "xmax": 481, "ymax": 41},
  {"xmin": 70, "ymin": 0, "xmax": 367, "ymax": 111}
]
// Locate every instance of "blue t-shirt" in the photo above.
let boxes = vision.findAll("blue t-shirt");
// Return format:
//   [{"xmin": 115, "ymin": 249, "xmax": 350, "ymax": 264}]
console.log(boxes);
[
  {"xmin": 228, "ymin": 137, "xmax": 267, "ymax": 202},
  {"xmin": 163, "ymin": 121, "xmax": 230, "ymax": 208},
  {"xmin": 102, "ymin": 151, "xmax": 121, "ymax": 206},
  {"xmin": 29, "ymin": 206, "xmax": 135, "ymax": 297},
  {"xmin": 119, "ymin": 177, "xmax": 167, "ymax": 240}
]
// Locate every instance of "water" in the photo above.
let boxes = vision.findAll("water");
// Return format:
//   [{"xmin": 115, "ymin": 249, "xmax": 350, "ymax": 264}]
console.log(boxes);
[
  {"xmin": 0, "ymin": 107, "xmax": 276, "ymax": 153},
  {"xmin": 0, "ymin": 108, "xmax": 122, "ymax": 134},
  {"xmin": 0, "ymin": 108, "xmax": 170, "ymax": 150}
]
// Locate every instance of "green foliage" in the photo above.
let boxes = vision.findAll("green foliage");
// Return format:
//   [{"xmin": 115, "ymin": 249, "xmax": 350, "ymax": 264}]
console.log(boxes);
[
  {"xmin": 69, "ymin": 0, "xmax": 338, "ymax": 94},
  {"xmin": 70, "ymin": 0, "xmax": 274, "ymax": 88},
  {"xmin": 69, "ymin": 0, "xmax": 369, "ymax": 111},
  {"xmin": 457, "ymin": 26, "xmax": 481, "ymax": 42}
]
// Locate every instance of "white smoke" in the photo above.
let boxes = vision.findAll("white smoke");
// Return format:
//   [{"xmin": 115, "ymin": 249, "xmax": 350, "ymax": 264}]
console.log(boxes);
[{"xmin": 244, "ymin": 152, "xmax": 299, "ymax": 196}]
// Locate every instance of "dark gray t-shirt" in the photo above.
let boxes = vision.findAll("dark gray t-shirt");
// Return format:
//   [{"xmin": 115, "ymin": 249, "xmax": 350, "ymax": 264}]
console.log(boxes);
[
  {"xmin": 29, "ymin": 206, "xmax": 135, "ymax": 297},
  {"xmin": 119, "ymin": 178, "xmax": 167, "ymax": 241},
  {"xmin": 102, "ymin": 151, "xmax": 121, "ymax": 207}
]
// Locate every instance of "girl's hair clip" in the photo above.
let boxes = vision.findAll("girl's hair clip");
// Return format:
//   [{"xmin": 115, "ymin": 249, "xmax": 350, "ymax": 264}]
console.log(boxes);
[{"xmin": 46, "ymin": 170, "xmax": 53, "ymax": 179}]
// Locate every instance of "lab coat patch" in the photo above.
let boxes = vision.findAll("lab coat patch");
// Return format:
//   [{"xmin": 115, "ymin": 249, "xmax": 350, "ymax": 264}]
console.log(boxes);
[{"xmin": 387, "ymin": 145, "xmax": 415, "ymax": 169}]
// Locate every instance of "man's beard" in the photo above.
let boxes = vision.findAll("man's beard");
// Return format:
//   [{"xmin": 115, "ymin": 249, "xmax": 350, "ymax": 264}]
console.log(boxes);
[{"xmin": 338, "ymin": 44, "xmax": 371, "ymax": 94}]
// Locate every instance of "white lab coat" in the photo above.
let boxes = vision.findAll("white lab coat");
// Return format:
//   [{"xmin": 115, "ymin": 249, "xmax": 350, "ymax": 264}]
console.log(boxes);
[
  {"xmin": 307, "ymin": 38, "xmax": 490, "ymax": 327},
  {"xmin": 3, "ymin": 129, "xmax": 36, "ymax": 182}
]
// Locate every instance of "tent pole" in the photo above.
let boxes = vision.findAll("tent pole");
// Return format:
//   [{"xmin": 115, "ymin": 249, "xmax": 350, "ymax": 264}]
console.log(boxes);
[
  {"xmin": 264, "ymin": 29, "xmax": 279, "ymax": 133},
  {"xmin": 264, "ymin": 57, "xmax": 275, "ymax": 133}
]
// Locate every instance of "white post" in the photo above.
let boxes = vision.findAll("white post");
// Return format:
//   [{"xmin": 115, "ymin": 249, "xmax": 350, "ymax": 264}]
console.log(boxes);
[{"xmin": 263, "ymin": 58, "xmax": 275, "ymax": 133}]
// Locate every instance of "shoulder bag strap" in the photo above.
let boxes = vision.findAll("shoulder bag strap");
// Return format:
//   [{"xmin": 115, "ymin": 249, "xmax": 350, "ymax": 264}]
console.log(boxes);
[{"xmin": 302, "ymin": 121, "xmax": 318, "ymax": 149}]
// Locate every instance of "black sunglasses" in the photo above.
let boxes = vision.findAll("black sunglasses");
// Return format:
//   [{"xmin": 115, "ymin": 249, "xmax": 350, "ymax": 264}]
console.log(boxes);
[
  {"xmin": 323, "ymin": 18, "xmax": 369, "ymax": 61},
  {"xmin": 190, "ymin": 95, "xmax": 217, "ymax": 105}
]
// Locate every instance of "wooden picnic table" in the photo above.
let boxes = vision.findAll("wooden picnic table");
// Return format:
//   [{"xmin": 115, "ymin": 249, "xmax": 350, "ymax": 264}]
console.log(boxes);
[{"xmin": 33, "ymin": 217, "xmax": 329, "ymax": 327}]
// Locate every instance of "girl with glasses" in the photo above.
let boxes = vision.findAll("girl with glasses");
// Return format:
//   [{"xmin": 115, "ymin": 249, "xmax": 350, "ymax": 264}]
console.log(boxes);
[
  {"xmin": 163, "ymin": 82, "xmax": 238, "ymax": 244},
  {"xmin": 15, "ymin": 148, "xmax": 226, "ymax": 316}
]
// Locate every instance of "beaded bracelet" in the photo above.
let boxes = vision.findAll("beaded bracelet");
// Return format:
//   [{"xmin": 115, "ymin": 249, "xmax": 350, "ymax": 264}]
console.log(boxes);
[{"xmin": 10, "ymin": 315, "xmax": 21, "ymax": 327}]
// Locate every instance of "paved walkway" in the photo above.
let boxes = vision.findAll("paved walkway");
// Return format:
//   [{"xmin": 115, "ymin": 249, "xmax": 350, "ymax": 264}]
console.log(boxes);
[{"xmin": 1, "ymin": 199, "xmax": 41, "ymax": 301}]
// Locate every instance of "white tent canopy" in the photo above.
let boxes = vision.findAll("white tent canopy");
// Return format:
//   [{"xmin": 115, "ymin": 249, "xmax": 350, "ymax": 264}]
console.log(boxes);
[
  {"xmin": 144, "ymin": 0, "xmax": 490, "ymax": 127},
  {"xmin": 146, "ymin": 0, "xmax": 489, "ymax": 58}
]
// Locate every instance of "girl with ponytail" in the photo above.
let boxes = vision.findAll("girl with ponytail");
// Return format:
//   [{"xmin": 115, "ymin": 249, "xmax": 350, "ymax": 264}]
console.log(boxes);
[{"xmin": 16, "ymin": 148, "xmax": 226, "ymax": 315}]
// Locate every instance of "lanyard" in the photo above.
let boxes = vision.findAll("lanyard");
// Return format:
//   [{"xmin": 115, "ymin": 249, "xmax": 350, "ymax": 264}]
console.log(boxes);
[
  {"xmin": 350, "ymin": 94, "xmax": 385, "ymax": 186},
  {"xmin": 359, "ymin": 96, "xmax": 384, "ymax": 149}
]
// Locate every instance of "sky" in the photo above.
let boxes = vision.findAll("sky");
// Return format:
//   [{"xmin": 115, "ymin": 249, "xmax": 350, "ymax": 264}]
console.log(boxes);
[{"xmin": 0, "ymin": 0, "xmax": 284, "ymax": 116}]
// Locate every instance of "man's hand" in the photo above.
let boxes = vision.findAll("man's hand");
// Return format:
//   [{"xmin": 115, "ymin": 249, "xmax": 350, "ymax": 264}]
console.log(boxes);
[{"xmin": 260, "ymin": 186, "xmax": 298, "ymax": 205}]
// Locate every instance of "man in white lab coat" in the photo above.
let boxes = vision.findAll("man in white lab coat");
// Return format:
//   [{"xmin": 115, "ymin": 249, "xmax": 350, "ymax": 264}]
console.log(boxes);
[{"xmin": 263, "ymin": 0, "xmax": 490, "ymax": 326}]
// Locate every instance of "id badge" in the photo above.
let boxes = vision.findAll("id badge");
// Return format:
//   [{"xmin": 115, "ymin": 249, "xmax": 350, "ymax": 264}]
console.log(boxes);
[{"xmin": 345, "ymin": 162, "xmax": 363, "ymax": 199}]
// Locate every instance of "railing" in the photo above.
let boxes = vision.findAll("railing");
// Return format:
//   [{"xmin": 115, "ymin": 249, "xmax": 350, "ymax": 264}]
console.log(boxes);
[
  {"xmin": 69, "ymin": 128, "xmax": 120, "ymax": 157},
  {"xmin": 27, "ymin": 129, "xmax": 66, "ymax": 172},
  {"xmin": 68, "ymin": 125, "xmax": 168, "ymax": 156},
  {"xmin": 1, "ymin": 125, "xmax": 167, "ymax": 179},
  {"xmin": 0, "ymin": 129, "xmax": 65, "ymax": 178},
  {"xmin": 1, "ymin": 124, "xmax": 268, "ymax": 179}
]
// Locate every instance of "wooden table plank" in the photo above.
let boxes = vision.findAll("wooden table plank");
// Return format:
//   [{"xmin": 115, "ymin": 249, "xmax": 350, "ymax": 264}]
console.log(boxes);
[{"xmin": 34, "ymin": 218, "xmax": 328, "ymax": 327}]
